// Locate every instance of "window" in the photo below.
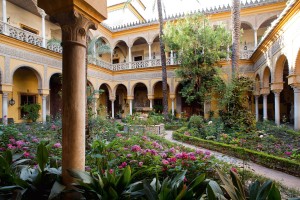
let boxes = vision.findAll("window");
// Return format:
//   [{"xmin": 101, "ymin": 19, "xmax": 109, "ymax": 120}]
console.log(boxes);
[
  {"xmin": 113, "ymin": 59, "xmax": 119, "ymax": 64},
  {"xmin": 20, "ymin": 24, "xmax": 39, "ymax": 35},
  {"xmin": 20, "ymin": 94, "xmax": 36, "ymax": 118},
  {"xmin": 134, "ymin": 56, "xmax": 143, "ymax": 61}
]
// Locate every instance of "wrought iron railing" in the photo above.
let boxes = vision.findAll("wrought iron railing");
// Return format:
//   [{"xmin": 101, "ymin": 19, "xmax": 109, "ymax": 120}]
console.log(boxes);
[{"xmin": 0, "ymin": 21, "xmax": 254, "ymax": 71}]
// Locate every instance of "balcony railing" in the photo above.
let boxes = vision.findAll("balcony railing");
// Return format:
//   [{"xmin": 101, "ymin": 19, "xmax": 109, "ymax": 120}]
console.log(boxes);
[{"xmin": 0, "ymin": 21, "xmax": 254, "ymax": 71}]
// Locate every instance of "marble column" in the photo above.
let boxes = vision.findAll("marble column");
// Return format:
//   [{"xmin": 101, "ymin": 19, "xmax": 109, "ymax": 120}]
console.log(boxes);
[
  {"xmin": 294, "ymin": 88, "xmax": 300, "ymax": 130},
  {"xmin": 111, "ymin": 99, "xmax": 115, "ymax": 119},
  {"xmin": 93, "ymin": 94, "xmax": 99, "ymax": 117},
  {"xmin": 41, "ymin": 10, "xmax": 46, "ymax": 48},
  {"xmin": 50, "ymin": 11, "xmax": 97, "ymax": 185},
  {"xmin": 254, "ymin": 29, "xmax": 258, "ymax": 48},
  {"xmin": 263, "ymin": 94, "xmax": 268, "ymax": 120},
  {"xmin": 148, "ymin": 42, "xmax": 152, "ymax": 67},
  {"xmin": 2, "ymin": 0, "xmax": 7, "ymax": 35},
  {"xmin": 171, "ymin": 98, "xmax": 175, "ymax": 116},
  {"xmin": 129, "ymin": 99, "xmax": 133, "ymax": 115},
  {"xmin": 128, "ymin": 46, "xmax": 132, "ymax": 69},
  {"xmin": 2, "ymin": 92, "xmax": 8, "ymax": 125},
  {"xmin": 149, "ymin": 99, "xmax": 153, "ymax": 109},
  {"xmin": 255, "ymin": 95, "xmax": 259, "ymax": 121},
  {"xmin": 41, "ymin": 95, "xmax": 47, "ymax": 123},
  {"xmin": 273, "ymin": 91, "xmax": 281, "ymax": 125},
  {"xmin": 170, "ymin": 50, "xmax": 174, "ymax": 65}
]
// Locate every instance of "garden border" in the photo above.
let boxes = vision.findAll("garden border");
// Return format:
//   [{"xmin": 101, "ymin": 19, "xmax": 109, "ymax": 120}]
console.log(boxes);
[{"xmin": 172, "ymin": 132, "xmax": 300, "ymax": 177}]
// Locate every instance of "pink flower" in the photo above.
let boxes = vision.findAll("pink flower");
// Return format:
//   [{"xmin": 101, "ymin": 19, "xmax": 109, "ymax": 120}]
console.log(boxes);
[
  {"xmin": 138, "ymin": 162, "xmax": 143, "ymax": 167},
  {"xmin": 0, "ymin": 147, "xmax": 6, "ymax": 151},
  {"xmin": 85, "ymin": 166, "xmax": 91, "ymax": 171},
  {"xmin": 22, "ymin": 147, "xmax": 29, "ymax": 150},
  {"xmin": 190, "ymin": 156, "xmax": 196, "ymax": 161},
  {"xmin": 23, "ymin": 151, "xmax": 30, "ymax": 158},
  {"xmin": 51, "ymin": 124, "xmax": 57, "ymax": 130},
  {"xmin": 168, "ymin": 157, "xmax": 177, "ymax": 163},
  {"xmin": 231, "ymin": 167, "xmax": 238, "ymax": 174},
  {"xmin": 53, "ymin": 143, "xmax": 62, "ymax": 148},
  {"xmin": 285, "ymin": 151, "xmax": 292, "ymax": 156},
  {"xmin": 7, "ymin": 144, "xmax": 16, "ymax": 150},
  {"xmin": 196, "ymin": 149, "xmax": 203, "ymax": 154},
  {"xmin": 109, "ymin": 169, "xmax": 114, "ymax": 174},
  {"xmin": 205, "ymin": 151, "xmax": 211, "ymax": 156},
  {"xmin": 169, "ymin": 147, "xmax": 176, "ymax": 154},
  {"xmin": 162, "ymin": 159, "xmax": 169, "ymax": 165},
  {"xmin": 16, "ymin": 140, "xmax": 25, "ymax": 147},
  {"xmin": 32, "ymin": 138, "xmax": 39, "ymax": 143},
  {"xmin": 116, "ymin": 133, "xmax": 122, "ymax": 137},
  {"xmin": 127, "ymin": 154, "xmax": 132, "ymax": 158},
  {"xmin": 118, "ymin": 162, "xmax": 127, "ymax": 169},
  {"xmin": 9, "ymin": 138, "xmax": 16, "ymax": 144},
  {"xmin": 160, "ymin": 153, "xmax": 167, "ymax": 158},
  {"xmin": 142, "ymin": 136, "xmax": 148, "ymax": 141},
  {"xmin": 150, "ymin": 149, "xmax": 157, "ymax": 156},
  {"xmin": 131, "ymin": 145, "xmax": 141, "ymax": 152}
]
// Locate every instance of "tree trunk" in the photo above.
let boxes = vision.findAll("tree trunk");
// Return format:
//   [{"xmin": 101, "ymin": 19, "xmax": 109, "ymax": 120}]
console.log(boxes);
[
  {"xmin": 157, "ymin": 0, "xmax": 169, "ymax": 121},
  {"xmin": 231, "ymin": 0, "xmax": 241, "ymax": 78}
]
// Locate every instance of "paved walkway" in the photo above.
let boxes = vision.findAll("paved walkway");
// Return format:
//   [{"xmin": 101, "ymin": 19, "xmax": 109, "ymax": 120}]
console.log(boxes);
[{"xmin": 164, "ymin": 131, "xmax": 300, "ymax": 191}]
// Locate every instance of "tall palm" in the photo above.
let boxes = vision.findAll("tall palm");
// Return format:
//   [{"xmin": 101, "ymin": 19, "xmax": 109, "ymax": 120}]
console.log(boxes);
[{"xmin": 231, "ymin": 0, "xmax": 241, "ymax": 78}]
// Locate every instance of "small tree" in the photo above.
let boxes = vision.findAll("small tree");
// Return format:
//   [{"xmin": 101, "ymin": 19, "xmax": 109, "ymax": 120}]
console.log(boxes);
[
  {"xmin": 164, "ymin": 14, "xmax": 231, "ymax": 112},
  {"xmin": 21, "ymin": 103, "xmax": 41, "ymax": 122}
]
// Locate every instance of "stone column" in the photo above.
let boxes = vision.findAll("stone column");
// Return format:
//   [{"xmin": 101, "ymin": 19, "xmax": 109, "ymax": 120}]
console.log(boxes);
[
  {"xmin": 148, "ymin": 95, "xmax": 154, "ymax": 109},
  {"xmin": 273, "ymin": 90, "xmax": 281, "ymax": 125},
  {"xmin": 148, "ymin": 42, "xmax": 152, "ymax": 60},
  {"xmin": 128, "ymin": 46, "xmax": 132, "ymax": 69},
  {"xmin": 50, "ymin": 11, "xmax": 97, "ymax": 185},
  {"xmin": 2, "ymin": 92, "xmax": 8, "ymax": 125},
  {"xmin": 111, "ymin": 49, "xmax": 114, "ymax": 63},
  {"xmin": 254, "ymin": 29, "xmax": 258, "ymax": 48},
  {"xmin": 41, "ymin": 95, "xmax": 47, "ymax": 123},
  {"xmin": 110, "ymin": 98, "xmax": 115, "ymax": 118},
  {"xmin": 41, "ymin": 10, "xmax": 47, "ymax": 48},
  {"xmin": 170, "ymin": 50, "xmax": 174, "ymax": 65},
  {"xmin": 255, "ymin": 95, "xmax": 259, "ymax": 121},
  {"xmin": 93, "ymin": 94, "xmax": 99, "ymax": 117},
  {"xmin": 263, "ymin": 94, "xmax": 268, "ymax": 120},
  {"xmin": 2, "ymin": 0, "xmax": 7, "ymax": 35},
  {"xmin": 171, "ymin": 98, "xmax": 175, "ymax": 116},
  {"xmin": 294, "ymin": 88, "xmax": 300, "ymax": 130}
]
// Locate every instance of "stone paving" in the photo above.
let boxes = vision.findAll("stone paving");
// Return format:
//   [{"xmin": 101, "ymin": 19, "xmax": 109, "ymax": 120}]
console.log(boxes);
[{"xmin": 164, "ymin": 130, "xmax": 300, "ymax": 191}]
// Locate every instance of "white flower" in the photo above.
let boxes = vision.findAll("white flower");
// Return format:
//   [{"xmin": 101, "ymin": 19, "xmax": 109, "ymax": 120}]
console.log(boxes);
[
  {"xmin": 259, "ymin": 135, "xmax": 264, "ymax": 138},
  {"xmin": 208, "ymin": 121, "xmax": 213, "ymax": 125}
]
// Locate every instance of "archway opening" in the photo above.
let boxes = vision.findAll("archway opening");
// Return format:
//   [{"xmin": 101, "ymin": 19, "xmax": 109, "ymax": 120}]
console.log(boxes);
[
  {"xmin": 153, "ymin": 81, "xmax": 170, "ymax": 113},
  {"xmin": 115, "ymin": 84, "xmax": 128, "ymax": 118},
  {"xmin": 50, "ymin": 73, "xmax": 62, "ymax": 118},
  {"xmin": 112, "ymin": 41, "xmax": 127, "ymax": 64},
  {"xmin": 133, "ymin": 83, "xmax": 149, "ymax": 112},
  {"xmin": 132, "ymin": 37, "xmax": 148, "ymax": 61},
  {"xmin": 99, "ymin": 84, "xmax": 111, "ymax": 117}
]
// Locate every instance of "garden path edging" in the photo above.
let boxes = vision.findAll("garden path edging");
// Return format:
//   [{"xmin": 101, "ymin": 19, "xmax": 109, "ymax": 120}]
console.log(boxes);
[{"xmin": 163, "ymin": 130, "xmax": 300, "ymax": 191}]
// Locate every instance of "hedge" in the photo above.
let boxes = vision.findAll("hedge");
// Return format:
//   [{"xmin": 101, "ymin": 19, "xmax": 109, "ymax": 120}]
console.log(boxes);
[{"xmin": 173, "ymin": 132, "xmax": 300, "ymax": 177}]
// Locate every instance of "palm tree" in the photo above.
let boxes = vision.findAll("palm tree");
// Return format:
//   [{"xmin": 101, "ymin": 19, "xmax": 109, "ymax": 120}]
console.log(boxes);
[{"xmin": 231, "ymin": 0, "xmax": 241, "ymax": 78}]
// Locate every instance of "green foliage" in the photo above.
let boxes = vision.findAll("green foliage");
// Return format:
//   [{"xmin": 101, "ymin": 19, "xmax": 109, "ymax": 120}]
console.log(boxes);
[
  {"xmin": 218, "ymin": 76, "xmax": 256, "ymax": 132},
  {"xmin": 21, "ymin": 103, "xmax": 41, "ymax": 122},
  {"xmin": 87, "ymin": 36, "xmax": 111, "ymax": 58},
  {"xmin": 164, "ymin": 14, "xmax": 231, "ymax": 106}
]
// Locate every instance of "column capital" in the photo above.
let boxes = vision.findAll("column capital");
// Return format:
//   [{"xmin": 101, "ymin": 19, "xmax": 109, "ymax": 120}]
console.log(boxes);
[
  {"xmin": 148, "ymin": 95, "xmax": 154, "ymax": 100},
  {"xmin": 38, "ymin": 89, "xmax": 50, "ymax": 96},
  {"xmin": 39, "ymin": 9, "xmax": 47, "ymax": 18},
  {"xmin": 127, "ymin": 96, "xmax": 134, "ymax": 100},
  {"xmin": 0, "ymin": 84, "xmax": 13, "ymax": 93},
  {"xmin": 272, "ymin": 89, "xmax": 282, "ymax": 94},
  {"xmin": 253, "ymin": 91, "xmax": 260, "ymax": 96},
  {"xmin": 148, "ymin": 42, "xmax": 153, "ymax": 46},
  {"xmin": 260, "ymin": 87, "xmax": 270, "ymax": 95},
  {"xmin": 169, "ymin": 94, "xmax": 176, "ymax": 99},
  {"xmin": 271, "ymin": 82, "xmax": 284, "ymax": 91},
  {"xmin": 50, "ymin": 10, "xmax": 97, "ymax": 47},
  {"xmin": 93, "ymin": 94, "xmax": 100, "ymax": 99}
]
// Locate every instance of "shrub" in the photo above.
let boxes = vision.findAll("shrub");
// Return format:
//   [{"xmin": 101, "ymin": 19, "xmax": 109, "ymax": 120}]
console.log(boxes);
[{"xmin": 21, "ymin": 103, "xmax": 41, "ymax": 122}]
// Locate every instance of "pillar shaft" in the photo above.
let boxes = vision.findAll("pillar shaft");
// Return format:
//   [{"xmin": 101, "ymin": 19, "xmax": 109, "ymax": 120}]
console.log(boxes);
[
  {"xmin": 111, "ymin": 100, "xmax": 115, "ymax": 118},
  {"xmin": 170, "ymin": 50, "xmax": 174, "ymax": 65},
  {"xmin": 41, "ymin": 11, "xmax": 46, "ymax": 48},
  {"xmin": 2, "ymin": 0, "xmax": 7, "ymax": 35},
  {"xmin": 53, "ymin": 11, "xmax": 96, "ymax": 185},
  {"xmin": 274, "ymin": 92, "xmax": 280, "ymax": 125},
  {"xmin": 148, "ymin": 43, "xmax": 152, "ymax": 60},
  {"xmin": 128, "ymin": 46, "xmax": 132, "ymax": 69},
  {"xmin": 129, "ymin": 99, "xmax": 133, "ymax": 115},
  {"xmin": 263, "ymin": 94, "xmax": 268, "ymax": 120},
  {"xmin": 149, "ymin": 99, "xmax": 153, "ymax": 109},
  {"xmin": 254, "ymin": 29, "xmax": 258, "ymax": 48},
  {"xmin": 255, "ymin": 96, "xmax": 259, "ymax": 121},
  {"xmin": 171, "ymin": 98, "xmax": 175, "ymax": 116},
  {"xmin": 294, "ymin": 88, "xmax": 300, "ymax": 130},
  {"xmin": 42, "ymin": 95, "xmax": 47, "ymax": 123},
  {"xmin": 2, "ymin": 92, "xmax": 8, "ymax": 125}
]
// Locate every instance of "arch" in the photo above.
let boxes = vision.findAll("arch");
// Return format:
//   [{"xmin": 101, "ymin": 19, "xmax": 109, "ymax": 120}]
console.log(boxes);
[
  {"xmin": 274, "ymin": 54, "xmax": 288, "ymax": 83},
  {"xmin": 241, "ymin": 21, "xmax": 254, "ymax": 30},
  {"xmin": 257, "ymin": 15, "xmax": 277, "ymax": 30},
  {"xmin": 11, "ymin": 66, "xmax": 43, "ymax": 89},
  {"xmin": 262, "ymin": 66, "xmax": 271, "ymax": 88},
  {"xmin": 150, "ymin": 33, "xmax": 160, "ymax": 44},
  {"xmin": 112, "ymin": 40, "xmax": 128, "ymax": 50},
  {"xmin": 131, "ymin": 36, "xmax": 148, "ymax": 46},
  {"xmin": 99, "ymin": 83, "xmax": 113, "ymax": 98},
  {"xmin": 87, "ymin": 79, "xmax": 95, "ymax": 96},
  {"xmin": 49, "ymin": 73, "xmax": 62, "ymax": 117},
  {"xmin": 295, "ymin": 49, "xmax": 300, "ymax": 75},
  {"xmin": 152, "ymin": 80, "xmax": 170, "ymax": 95},
  {"xmin": 130, "ymin": 82, "xmax": 148, "ymax": 96},
  {"xmin": 254, "ymin": 73, "xmax": 261, "ymax": 93},
  {"xmin": 113, "ymin": 83, "xmax": 128, "ymax": 96},
  {"xmin": 98, "ymin": 36, "xmax": 111, "ymax": 47}
]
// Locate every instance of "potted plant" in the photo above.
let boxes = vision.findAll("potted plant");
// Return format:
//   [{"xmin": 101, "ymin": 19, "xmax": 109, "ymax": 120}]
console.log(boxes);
[{"xmin": 21, "ymin": 103, "xmax": 41, "ymax": 122}]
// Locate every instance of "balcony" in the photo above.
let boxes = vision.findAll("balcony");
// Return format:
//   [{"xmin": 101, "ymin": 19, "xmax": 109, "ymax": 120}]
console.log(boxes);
[{"xmin": 0, "ymin": 21, "xmax": 254, "ymax": 71}]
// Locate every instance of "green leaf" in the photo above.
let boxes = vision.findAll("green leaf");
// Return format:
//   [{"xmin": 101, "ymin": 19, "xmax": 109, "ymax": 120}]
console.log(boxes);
[
  {"xmin": 267, "ymin": 184, "xmax": 281, "ymax": 200},
  {"xmin": 37, "ymin": 143, "xmax": 49, "ymax": 172},
  {"xmin": 249, "ymin": 180, "xmax": 260, "ymax": 200},
  {"xmin": 207, "ymin": 180, "xmax": 224, "ymax": 200},
  {"xmin": 175, "ymin": 184, "xmax": 187, "ymax": 200},
  {"xmin": 189, "ymin": 173, "xmax": 205, "ymax": 191},
  {"xmin": 120, "ymin": 166, "xmax": 131, "ymax": 187},
  {"xmin": 48, "ymin": 181, "xmax": 66, "ymax": 200},
  {"xmin": 67, "ymin": 169, "xmax": 93, "ymax": 184},
  {"xmin": 256, "ymin": 180, "xmax": 273, "ymax": 200},
  {"xmin": 230, "ymin": 170, "xmax": 246, "ymax": 199},
  {"xmin": 108, "ymin": 186, "xmax": 118, "ymax": 200},
  {"xmin": 143, "ymin": 180, "xmax": 158, "ymax": 200}
]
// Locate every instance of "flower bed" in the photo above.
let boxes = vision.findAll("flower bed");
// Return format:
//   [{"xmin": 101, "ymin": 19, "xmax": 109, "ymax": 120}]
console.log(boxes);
[{"xmin": 173, "ymin": 132, "xmax": 300, "ymax": 177}]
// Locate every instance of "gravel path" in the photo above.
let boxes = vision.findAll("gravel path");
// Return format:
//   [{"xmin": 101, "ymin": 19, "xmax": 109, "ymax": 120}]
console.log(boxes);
[{"xmin": 164, "ymin": 130, "xmax": 300, "ymax": 191}]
